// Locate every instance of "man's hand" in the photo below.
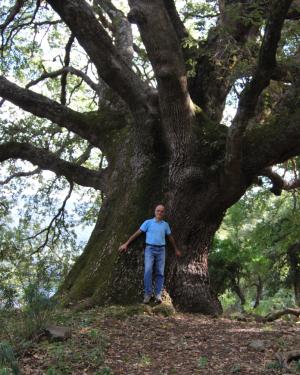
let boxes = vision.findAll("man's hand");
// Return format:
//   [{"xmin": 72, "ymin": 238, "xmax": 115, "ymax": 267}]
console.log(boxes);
[
  {"xmin": 119, "ymin": 243, "xmax": 128, "ymax": 252},
  {"xmin": 119, "ymin": 229, "xmax": 142, "ymax": 253},
  {"xmin": 167, "ymin": 235, "xmax": 182, "ymax": 257}
]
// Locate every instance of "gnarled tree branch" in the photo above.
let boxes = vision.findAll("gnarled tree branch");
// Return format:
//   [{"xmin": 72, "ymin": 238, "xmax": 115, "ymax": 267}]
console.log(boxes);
[
  {"xmin": 0, "ymin": 142, "xmax": 106, "ymax": 191},
  {"xmin": 242, "ymin": 85, "xmax": 300, "ymax": 180},
  {"xmin": 189, "ymin": 0, "xmax": 265, "ymax": 122},
  {"xmin": 47, "ymin": 0, "xmax": 148, "ymax": 112},
  {"xmin": 25, "ymin": 66, "xmax": 101, "ymax": 95},
  {"xmin": 0, "ymin": 76, "xmax": 109, "ymax": 147},
  {"xmin": 0, "ymin": 0, "xmax": 25, "ymax": 32},
  {"xmin": 94, "ymin": 0, "xmax": 134, "ymax": 65},
  {"xmin": 163, "ymin": 0, "xmax": 188, "ymax": 43},
  {"xmin": 260, "ymin": 167, "xmax": 300, "ymax": 195},
  {"xmin": 224, "ymin": 0, "xmax": 293, "ymax": 184},
  {"xmin": 1, "ymin": 0, "xmax": 40, "ymax": 53},
  {"xmin": 272, "ymin": 45, "xmax": 300, "ymax": 83},
  {"xmin": 60, "ymin": 33, "xmax": 75, "ymax": 106},
  {"xmin": 128, "ymin": 0, "xmax": 194, "ymax": 160},
  {"xmin": 286, "ymin": 0, "xmax": 300, "ymax": 19},
  {"xmin": 0, "ymin": 167, "xmax": 41, "ymax": 185}
]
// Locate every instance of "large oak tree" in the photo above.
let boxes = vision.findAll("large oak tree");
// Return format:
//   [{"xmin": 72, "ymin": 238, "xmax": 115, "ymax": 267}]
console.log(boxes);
[{"xmin": 0, "ymin": 0, "xmax": 300, "ymax": 314}]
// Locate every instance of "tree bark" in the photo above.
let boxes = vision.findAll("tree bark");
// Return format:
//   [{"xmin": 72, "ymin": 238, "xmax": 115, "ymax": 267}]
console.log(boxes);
[{"xmin": 166, "ymin": 217, "xmax": 224, "ymax": 314}]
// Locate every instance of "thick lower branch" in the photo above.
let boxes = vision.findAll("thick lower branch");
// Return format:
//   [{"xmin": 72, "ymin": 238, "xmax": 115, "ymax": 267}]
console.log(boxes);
[
  {"xmin": 0, "ymin": 76, "xmax": 104, "ymax": 147},
  {"xmin": 0, "ymin": 142, "xmax": 106, "ymax": 190}
]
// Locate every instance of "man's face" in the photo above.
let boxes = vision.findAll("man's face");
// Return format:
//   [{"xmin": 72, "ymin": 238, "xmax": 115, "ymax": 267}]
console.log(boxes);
[{"xmin": 155, "ymin": 205, "xmax": 165, "ymax": 220}]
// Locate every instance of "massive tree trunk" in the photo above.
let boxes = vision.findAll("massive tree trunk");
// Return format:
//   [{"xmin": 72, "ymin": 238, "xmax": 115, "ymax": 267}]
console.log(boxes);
[{"xmin": 61, "ymin": 113, "xmax": 227, "ymax": 314}]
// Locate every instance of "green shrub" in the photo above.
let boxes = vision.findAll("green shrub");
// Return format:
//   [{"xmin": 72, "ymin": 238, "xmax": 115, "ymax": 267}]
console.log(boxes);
[
  {"xmin": 0, "ymin": 286, "xmax": 18, "ymax": 310},
  {"xmin": 230, "ymin": 364, "xmax": 241, "ymax": 373},
  {"xmin": 0, "ymin": 341, "xmax": 19, "ymax": 375},
  {"xmin": 96, "ymin": 368, "xmax": 114, "ymax": 375},
  {"xmin": 250, "ymin": 289, "xmax": 295, "ymax": 316},
  {"xmin": 21, "ymin": 282, "xmax": 54, "ymax": 338},
  {"xmin": 219, "ymin": 291, "xmax": 239, "ymax": 312},
  {"xmin": 265, "ymin": 361, "xmax": 281, "ymax": 369},
  {"xmin": 198, "ymin": 356, "xmax": 208, "ymax": 368}
]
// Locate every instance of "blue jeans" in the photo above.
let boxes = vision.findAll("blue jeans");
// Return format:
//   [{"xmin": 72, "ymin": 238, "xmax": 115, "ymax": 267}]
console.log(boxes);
[{"xmin": 144, "ymin": 245, "xmax": 166, "ymax": 297}]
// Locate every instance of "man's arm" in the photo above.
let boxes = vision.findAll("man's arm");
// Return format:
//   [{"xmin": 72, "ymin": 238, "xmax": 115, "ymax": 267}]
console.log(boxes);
[
  {"xmin": 167, "ymin": 234, "xmax": 182, "ymax": 257},
  {"xmin": 119, "ymin": 229, "xmax": 143, "ymax": 252}
]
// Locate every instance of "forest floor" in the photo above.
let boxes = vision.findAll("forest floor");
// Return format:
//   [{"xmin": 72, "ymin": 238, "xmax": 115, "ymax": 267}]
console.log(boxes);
[{"xmin": 1, "ymin": 303, "xmax": 300, "ymax": 375}]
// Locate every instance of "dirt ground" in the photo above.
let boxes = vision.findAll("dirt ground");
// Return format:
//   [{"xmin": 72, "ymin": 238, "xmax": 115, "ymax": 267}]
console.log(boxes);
[
  {"xmin": 16, "ymin": 305, "xmax": 300, "ymax": 375},
  {"xmin": 101, "ymin": 313, "xmax": 300, "ymax": 375}
]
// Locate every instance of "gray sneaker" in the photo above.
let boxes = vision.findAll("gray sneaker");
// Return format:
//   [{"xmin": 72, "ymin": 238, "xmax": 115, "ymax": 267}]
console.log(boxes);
[
  {"xmin": 155, "ymin": 294, "xmax": 162, "ymax": 304},
  {"xmin": 143, "ymin": 295, "xmax": 151, "ymax": 304}
]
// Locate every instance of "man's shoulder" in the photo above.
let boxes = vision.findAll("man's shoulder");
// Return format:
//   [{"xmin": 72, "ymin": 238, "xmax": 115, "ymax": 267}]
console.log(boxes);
[
  {"xmin": 162, "ymin": 220, "xmax": 171, "ymax": 233},
  {"xmin": 140, "ymin": 218, "xmax": 153, "ymax": 229},
  {"xmin": 144, "ymin": 218, "xmax": 154, "ymax": 223}
]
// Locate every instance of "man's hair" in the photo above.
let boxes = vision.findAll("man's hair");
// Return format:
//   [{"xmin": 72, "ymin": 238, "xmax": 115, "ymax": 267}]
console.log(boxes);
[{"xmin": 154, "ymin": 203, "xmax": 165, "ymax": 209}]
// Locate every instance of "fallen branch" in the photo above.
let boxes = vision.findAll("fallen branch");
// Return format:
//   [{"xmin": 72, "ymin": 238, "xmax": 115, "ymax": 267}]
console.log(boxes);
[
  {"xmin": 262, "ymin": 308, "xmax": 300, "ymax": 322},
  {"xmin": 230, "ymin": 308, "xmax": 300, "ymax": 322},
  {"xmin": 44, "ymin": 325, "xmax": 72, "ymax": 341},
  {"xmin": 275, "ymin": 350, "xmax": 300, "ymax": 370}
]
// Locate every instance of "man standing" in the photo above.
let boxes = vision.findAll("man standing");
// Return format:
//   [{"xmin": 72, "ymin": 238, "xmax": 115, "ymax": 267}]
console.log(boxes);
[{"xmin": 119, "ymin": 204, "xmax": 181, "ymax": 304}]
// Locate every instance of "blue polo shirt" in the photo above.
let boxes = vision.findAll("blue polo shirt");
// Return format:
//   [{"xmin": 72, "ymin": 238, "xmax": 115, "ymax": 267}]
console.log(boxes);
[{"xmin": 140, "ymin": 218, "xmax": 171, "ymax": 246}]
